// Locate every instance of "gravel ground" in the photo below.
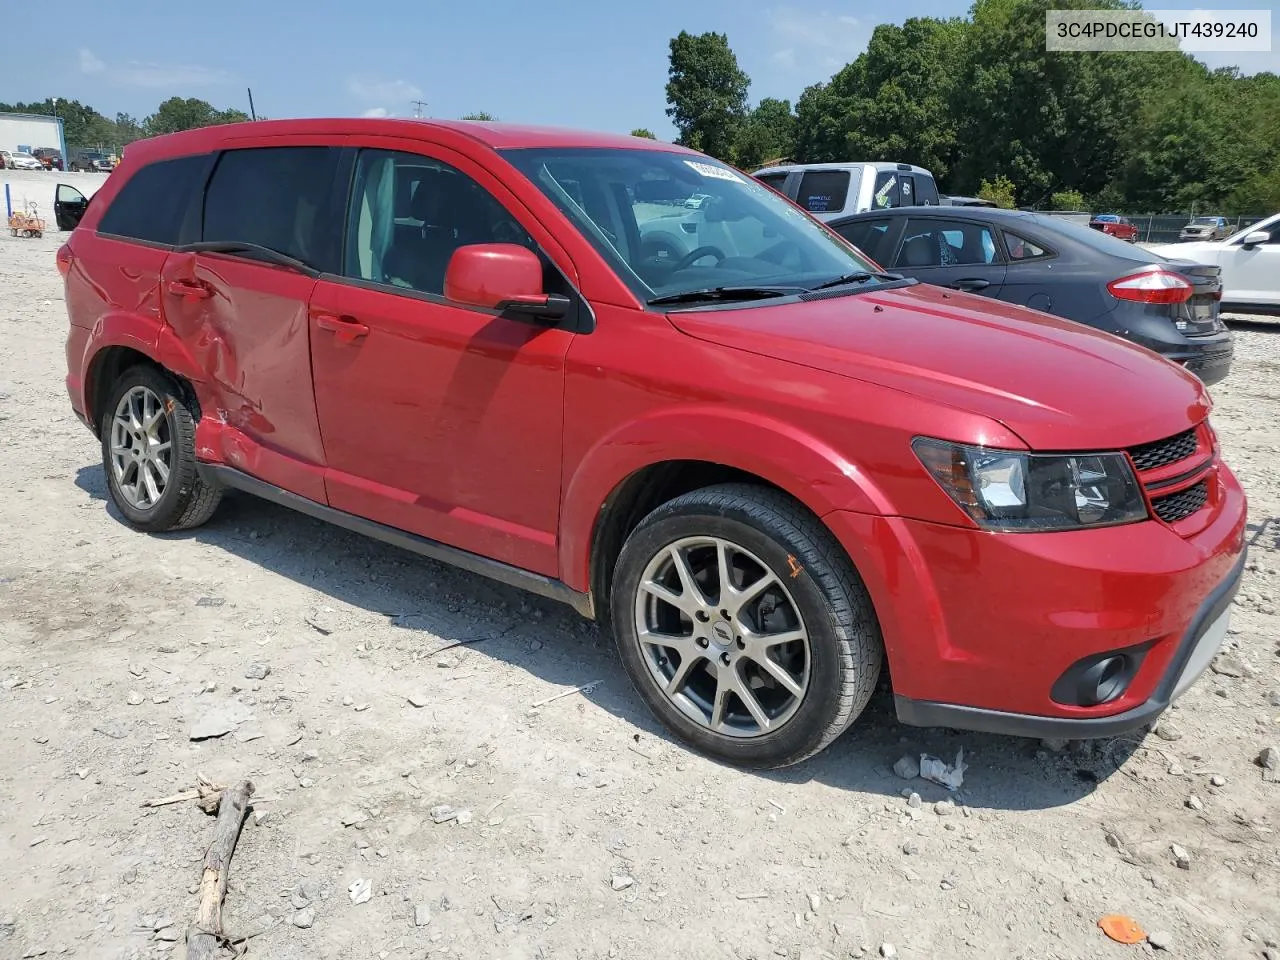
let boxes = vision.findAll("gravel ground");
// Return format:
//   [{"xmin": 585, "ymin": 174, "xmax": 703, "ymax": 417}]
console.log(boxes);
[{"xmin": 1, "ymin": 213, "xmax": 1278, "ymax": 960}]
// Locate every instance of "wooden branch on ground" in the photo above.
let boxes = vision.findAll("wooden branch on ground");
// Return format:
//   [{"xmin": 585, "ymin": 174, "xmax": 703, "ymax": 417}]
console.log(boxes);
[
  {"xmin": 186, "ymin": 780, "xmax": 255, "ymax": 960},
  {"xmin": 141, "ymin": 774, "xmax": 226, "ymax": 810}
]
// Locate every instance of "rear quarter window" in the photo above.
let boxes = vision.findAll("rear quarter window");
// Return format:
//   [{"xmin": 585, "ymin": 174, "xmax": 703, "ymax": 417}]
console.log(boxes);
[
  {"xmin": 797, "ymin": 170, "xmax": 850, "ymax": 214},
  {"xmin": 97, "ymin": 154, "xmax": 214, "ymax": 245}
]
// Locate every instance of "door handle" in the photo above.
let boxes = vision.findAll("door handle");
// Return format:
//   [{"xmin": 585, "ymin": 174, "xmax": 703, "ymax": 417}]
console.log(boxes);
[
  {"xmin": 314, "ymin": 313, "xmax": 370, "ymax": 343},
  {"xmin": 952, "ymin": 278, "xmax": 990, "ymax": 291},
  {"xmin": 166, "ymin": 278, "xmax": 212, "ymax": 299}
]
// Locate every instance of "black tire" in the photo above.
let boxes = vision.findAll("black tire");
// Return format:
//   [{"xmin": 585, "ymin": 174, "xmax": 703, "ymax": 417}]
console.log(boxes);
[
  {"xmin": 99, "ymin": 365, "xmax": 223, "ymax": 532},
  {"xmin": 610, "ymin": 483, "xmax": 883, "ymax": 768}
]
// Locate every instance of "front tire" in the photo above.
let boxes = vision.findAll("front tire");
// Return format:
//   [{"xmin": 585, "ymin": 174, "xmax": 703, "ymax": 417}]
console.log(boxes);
[
  {"xmin": 610, "ymin": 484, "xmax": 883, "ymax": 768},
  {"xmin": 100, "ymin": 365, "xmax": 222, "ymax": 532}
]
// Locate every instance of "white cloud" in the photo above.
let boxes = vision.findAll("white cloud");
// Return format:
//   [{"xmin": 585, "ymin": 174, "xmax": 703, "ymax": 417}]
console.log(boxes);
[
  {"xmin": 361, "ymin": 107, "xmax": 390, "ymax": 118},
  {"xmin": 347, "ymin": 77, "xmax": 422, "ymax": 104},
  {"xmin": 79, "ymin": 49, "xmax": 104, "ymax": 74},
  {"xmin": 78, "ymin": 47, "xmax": 228, "ymax": 87},
  {"xmin": 767, "ymin": 7, "xmax": 870, "ymax": 75}
]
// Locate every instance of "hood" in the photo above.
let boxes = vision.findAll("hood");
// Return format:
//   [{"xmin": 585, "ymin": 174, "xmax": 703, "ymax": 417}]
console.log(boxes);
[
  {"xmin": 1148, "ymin": 240, "xmax": 1220, "ymax": 257},
  {"xmin": 668, "ymin": 283, "xmax": 1209, "ymax": 451}
]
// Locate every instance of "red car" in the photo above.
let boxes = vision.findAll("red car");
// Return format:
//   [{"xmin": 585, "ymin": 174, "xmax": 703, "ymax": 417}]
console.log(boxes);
[
  {"xmin": 57, "ymin": 120, "xmax": 1246, "ymax": 768},
  {"xmin": 1089, "ymin": 213, "xmax": 1139, "ymax": 242}
]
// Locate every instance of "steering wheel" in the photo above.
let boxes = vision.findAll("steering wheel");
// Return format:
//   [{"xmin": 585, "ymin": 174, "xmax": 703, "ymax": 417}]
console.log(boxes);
[{"xmin": 671, "ymin": 245, "xmax": 726, "ymax": 271}]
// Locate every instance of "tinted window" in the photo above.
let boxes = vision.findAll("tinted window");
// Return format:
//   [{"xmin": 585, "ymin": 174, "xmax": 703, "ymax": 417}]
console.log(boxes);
[
  {"xmin": 913, "ymin": 175, "xmax": 940, "ymax": 206},
  {"xmin": 98, "ymin": 154, "xmax": 211, "ymax": 245},
  {"xmin": 346, "ymin": 149, "xmax": 543, "ymax": 297},
  {"xmin": 797, "ymin": 170, "xmax": 850, "ymax": 214},
  {"xmin": 1003, "ymin": 230, "xmax": 1049, "ymax": 261},
  {"xmin": 896, "ymin": 218, "xmax": 999, "ymax": 268},
  {"xmin": 203, "ymin": 147, "xmax": 343, "ymax": 271},
  {"xmin": 835, "ymin": 218, "xmax": 894, "ymax": 264},
  {"xmin": 755, "ymin": 172, "xmax": 789, "ymax": 192}
]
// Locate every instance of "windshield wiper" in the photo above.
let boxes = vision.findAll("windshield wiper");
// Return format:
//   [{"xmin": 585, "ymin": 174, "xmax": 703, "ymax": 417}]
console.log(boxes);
[
  {"xmin": 176, "ymin": 241, "xmax": 320, "ymax": 278},
  {"xmin": 809, "ymin": 270, "xmax": 903, "ymax": 291},
  {"xmin": 647, "ymin": 285, "xmax": 804, "ymax": 306}
]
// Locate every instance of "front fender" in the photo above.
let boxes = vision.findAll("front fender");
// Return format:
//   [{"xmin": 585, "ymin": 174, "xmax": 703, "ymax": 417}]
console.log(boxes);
[{"xmin": 559, "ymin": 404, "xmax": 894, "ymax": 593}]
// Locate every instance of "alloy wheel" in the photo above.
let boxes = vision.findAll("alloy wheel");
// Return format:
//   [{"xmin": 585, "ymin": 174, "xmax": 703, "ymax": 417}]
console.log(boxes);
[
  {"xmin": 633, "ymin": 536, "xmax": 811, "ymax": 738},
  {"xmin": 109, "ymin": 385, "xmax": 173, "ymax": 510}
]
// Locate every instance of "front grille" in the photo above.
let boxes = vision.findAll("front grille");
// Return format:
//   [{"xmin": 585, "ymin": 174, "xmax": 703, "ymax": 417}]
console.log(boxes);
[
  {"xmin": 1152, "ymin": 480, "xmax": 1208, "ymax": 524},
  {"xmin": 1128, "ymin": 429, "xmax": 1198, "ymax": 472}
]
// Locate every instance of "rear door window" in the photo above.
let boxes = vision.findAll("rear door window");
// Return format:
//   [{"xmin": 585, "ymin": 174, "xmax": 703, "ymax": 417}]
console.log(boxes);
[
  {"xmin": 913, "ymin": 175, "xmax": 940, "ymax": 206},
  {"xmin": 203, "ymin": 146, "xmax": 345, "ymax": 273},
  {"xmin": 796, "ymin": 170, "xmax": 850, "ymax": 215},
  {"xmin": 895, "ymin": 218, "xmax": 1000, "ymax": 267},
  {"xmin": 97, "ymin": 154, "xmax": 214, "ymax": 245}
]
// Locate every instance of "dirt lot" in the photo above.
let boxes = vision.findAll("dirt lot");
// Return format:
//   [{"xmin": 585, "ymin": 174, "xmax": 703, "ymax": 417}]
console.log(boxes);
[{"xmin": 1, "ymin": 211, "xmax": 1278, "ymax": 960}]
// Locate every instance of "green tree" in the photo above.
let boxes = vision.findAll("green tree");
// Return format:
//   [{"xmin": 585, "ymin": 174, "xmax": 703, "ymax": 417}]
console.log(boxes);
[
  {"xmin": 733, "ymin": 98, "xmax": 796, "ymax": 170},
  {"xmin": 1051, "ymin": 189, "xmax": 1086, "ymax": 210},
  {"xmin": 664, "ymin": 30, "xmax": 749, "ymax": 160},
  {"xmin": 949, "ymin": 0, "xmax": 1167, "ymax": 204},
  {"xmin": 144, "ymin": 97, "xmax": 249, "ymax": 136},
  {"xmin": 630, "ymin": 128, "xmax": 656, "ymax": 139},
  {"xmin": 978, "ymin": 176, "xmax": 1017, "ymax": 208},
  {"xmin": 114, "ymin": 113, "xmax": 145, "ymax": 147},
  {"xmin": 461, "ymin": 111, "xmax": 497, "ymax": 121},
  {"xmin": 794, "ymin": 17, "xmax": 965, "ymax": 178}
]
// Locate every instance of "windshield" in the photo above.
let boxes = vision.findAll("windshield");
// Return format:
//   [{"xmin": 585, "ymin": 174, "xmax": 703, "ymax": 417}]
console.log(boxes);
[
  {"xmin": 84, "ymin": 152, "xmax": 106, "ymax": 160},
  {"xmin": 1225, "ymin": 212, "xmax": 1280, "ymax": 245},
  {"xmin": 502, "ymin": 147, "xmax": 881, "ymax": 304},
  {"xmin": 1191, "ymin": 217, "xmax": 1218, "ymax": 225}
]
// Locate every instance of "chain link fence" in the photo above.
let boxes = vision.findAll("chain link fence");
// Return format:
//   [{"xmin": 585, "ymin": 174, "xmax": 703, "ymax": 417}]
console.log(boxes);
[{"xmin": 1128, "ymin": 215, "xmax": 1265, "ymax": 244}]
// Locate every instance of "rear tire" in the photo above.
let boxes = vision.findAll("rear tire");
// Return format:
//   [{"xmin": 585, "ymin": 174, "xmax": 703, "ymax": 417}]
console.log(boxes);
[
  {"xmin": 610, "ymin": 483, "xmax": 883, "ymax": 768},
  {"xmin": 99, "ymin": 365, "xmax": 222, "ymax": 532}
]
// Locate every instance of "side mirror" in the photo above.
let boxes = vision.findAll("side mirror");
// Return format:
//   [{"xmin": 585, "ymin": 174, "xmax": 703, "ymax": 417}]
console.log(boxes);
[
  {"xmin": 1242, "ymin": 231, "xmax": 1270, "ymax": 248},
  {"xmin": 444, "ymin": 243, "xmax": 569, "ymax": 322}
]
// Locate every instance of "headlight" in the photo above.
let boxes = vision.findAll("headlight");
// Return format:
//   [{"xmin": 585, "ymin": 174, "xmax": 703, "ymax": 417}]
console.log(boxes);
[{"xmin": 912, "ymin": 438, "xmax": 1147, "ymax": 531}]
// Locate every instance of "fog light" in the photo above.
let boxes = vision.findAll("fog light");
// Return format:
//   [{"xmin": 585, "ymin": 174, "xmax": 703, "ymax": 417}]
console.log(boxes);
[
  {"xmin": 1079, "ymin": 655, "xmax": 1128, "ymax": 706},
  {"xmin": 1050, "ymin": 643, "xmax": 1151, "ymax": 708}
]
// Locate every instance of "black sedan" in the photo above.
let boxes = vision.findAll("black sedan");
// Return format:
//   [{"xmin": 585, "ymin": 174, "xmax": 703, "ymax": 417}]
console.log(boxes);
[{"xmin": 827, "ymin": 207, "xmax": 1233, "ymax": 385}]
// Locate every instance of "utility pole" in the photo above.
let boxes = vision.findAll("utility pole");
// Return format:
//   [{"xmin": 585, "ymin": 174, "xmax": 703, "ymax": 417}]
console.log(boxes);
[
  {"xmin": 247, "ymin": 87, "xmax": 258, "ymax": 121},
  {"xmin": 411, "ymin": 99, "xmax": 428, "ymax": 119}
]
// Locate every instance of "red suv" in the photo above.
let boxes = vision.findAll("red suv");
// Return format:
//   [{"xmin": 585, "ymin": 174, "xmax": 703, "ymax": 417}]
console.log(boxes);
[{"xmin": 59, "ymin": 120, "xmax": 1246, "ymax": 768}]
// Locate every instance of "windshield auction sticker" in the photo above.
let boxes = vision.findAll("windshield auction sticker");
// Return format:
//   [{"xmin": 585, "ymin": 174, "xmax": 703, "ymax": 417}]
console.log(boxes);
[
  {"xmin": 1046, "ymin": 9, "xmax": 1271, "ymax": 53},
  {"xmin": 683, "ymin": 160, "xmax": 744, "ymax": 183}
]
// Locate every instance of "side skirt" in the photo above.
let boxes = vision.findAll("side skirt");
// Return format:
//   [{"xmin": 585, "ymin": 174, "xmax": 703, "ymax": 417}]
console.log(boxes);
[{"xmin": 198, "ymin": 463, "xmax": 594, "ymax": 619}]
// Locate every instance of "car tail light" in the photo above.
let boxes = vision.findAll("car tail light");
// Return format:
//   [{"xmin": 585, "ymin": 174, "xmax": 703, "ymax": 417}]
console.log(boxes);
[
  {"xmin": 56, "ymin": 244, "xmax": 73, "ymax": 278},
  {"xmin": 1107, "ymin": 270, "xmax": 1194, "ymax": 304}
]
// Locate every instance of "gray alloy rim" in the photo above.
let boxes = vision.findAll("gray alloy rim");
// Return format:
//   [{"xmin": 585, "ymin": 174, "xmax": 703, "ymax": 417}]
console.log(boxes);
[
  {"xmin": 109, "ymin": 385, "xmax": 173, "ymax": 510},
  {"xmin": 633, "ymin": 535, "xmax": 811, "ymax": 738}
]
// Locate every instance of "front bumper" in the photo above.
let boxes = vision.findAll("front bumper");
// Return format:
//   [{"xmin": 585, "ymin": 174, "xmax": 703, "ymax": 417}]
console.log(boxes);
[
  {"xmin": 893, "ymin": 551, "xmax": 1243, "ymax": 738},
  {"xmin": 825, "ymin": 461, "xmax": 1247, "ymax": 740}
]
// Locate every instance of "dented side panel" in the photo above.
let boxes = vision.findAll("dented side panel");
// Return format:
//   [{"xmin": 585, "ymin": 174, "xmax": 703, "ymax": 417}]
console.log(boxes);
[{"xmin": 159, "ymin": 251, "xmax": 328, "ymax": 503}]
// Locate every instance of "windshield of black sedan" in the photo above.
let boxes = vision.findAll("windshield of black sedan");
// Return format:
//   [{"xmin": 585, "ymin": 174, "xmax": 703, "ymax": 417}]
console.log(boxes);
[{"xmin": 502, "ymin": 147, "xmax": 880, "ymax": 303}]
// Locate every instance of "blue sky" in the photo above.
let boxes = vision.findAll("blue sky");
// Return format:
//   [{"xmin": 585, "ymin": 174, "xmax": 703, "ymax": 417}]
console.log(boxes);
[{"xmin": 9, "ymin": 0, "xmax": 1278, "ymax": 136}]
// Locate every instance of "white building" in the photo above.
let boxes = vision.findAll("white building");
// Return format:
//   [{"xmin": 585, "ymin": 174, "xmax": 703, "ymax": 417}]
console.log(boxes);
[{"xmin": 0, "ymin": 112, "xmax": 67, "ymax": 158}]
